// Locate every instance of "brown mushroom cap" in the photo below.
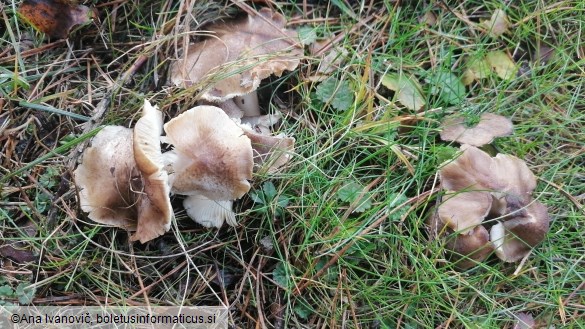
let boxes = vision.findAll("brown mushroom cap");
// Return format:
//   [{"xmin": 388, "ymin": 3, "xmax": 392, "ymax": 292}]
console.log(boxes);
[
  {"xmin": 490, "ymin": 201, "xmax": 549, "ymax": 262},
  {"xmin": 439, "ymin": 146, "xmax": 537, "ymax": 204},
  {"xmin": 437, "ymin": 191, "xmax": 492, "ymax": 234},
  {"xmin": 74, "ymin": 126, "xmax": 139, "ymax": 229},
  {"xmin": 163, "ymin": 105, "xmax": 253, "ymax": 200},
  {"xmin": 183, "ymin": 195, "xmax": 236, "ymax": 228},
  {"xmin": 74, "ymin": 101, "xmax": 173, "ymax": 244},
  {"xmin": 170, "ymin": 7, "xmax": 302, "ymax": 101},
  {"xmin": 440, "ymin": 113, "xmax": 513, "ymax": 147},
  {"xmin": 446, "ymin": 225, "xmax": 493, "ymax": 270}
]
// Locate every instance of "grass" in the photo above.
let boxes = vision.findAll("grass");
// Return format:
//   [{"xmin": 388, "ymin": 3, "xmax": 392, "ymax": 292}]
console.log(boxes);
[{"xmin": 1, "ymin": 0, "xmax": 584, "ymax": 328}]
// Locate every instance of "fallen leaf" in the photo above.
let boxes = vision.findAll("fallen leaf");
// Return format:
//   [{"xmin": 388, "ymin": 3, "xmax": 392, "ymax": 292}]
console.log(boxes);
[
  {"xmin": 461, "ymin": 58, "xmax": 491, "ymax": 85},
  {"xmin": 0, "ymin": 244, "xmax": 36, "ymax": 263},
  {"xmin": 480, "ymin": 9, "xmax": 509, "ymax": 37},
  {"xmin": 381, "ymin": 73, "xmax": 426, "ymax": 111},
  {"xmin": 485, "ymin": 51, "xmax": 517, "ymax": 80},
  {"xmin": 18, "ymin": 0, "xmax": 96, "ymax": 39}
]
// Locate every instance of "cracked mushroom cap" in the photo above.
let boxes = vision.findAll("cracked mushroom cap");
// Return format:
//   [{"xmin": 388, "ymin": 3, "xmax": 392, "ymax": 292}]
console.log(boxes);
[
  {"xmin": 490, "ymin": 200, "xmax": 549, "ymax": 262},
  {"xmin": 439, "ymin": 146, "xmax": 537, "ymax": 204},
  {"xmin": 170, "ymin": 7, "xmax": 302, "ymax": 101},
  {"xmin": 440, "ymin": 113, "xmax": 513, "ymax": 147},
  {"xmin": 163, "ymin": 105, "xmax": 253, "ymax": 200},
  {"xmin": 183, "ymin": 195, "xmax": 236, "ymax": 228},
  {"xmin": 437, "ymin": 191, "xmax": 492, "ymax": 234}
]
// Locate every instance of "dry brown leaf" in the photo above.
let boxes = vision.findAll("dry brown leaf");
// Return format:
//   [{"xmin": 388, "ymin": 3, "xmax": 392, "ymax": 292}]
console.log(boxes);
[
  {"xmin": 170, "ymin": 8, "xmax": 302, "ymax": 101},
  {"xmin": 18, "ymin": 0, "xmax": 96, "ymax": 39}
]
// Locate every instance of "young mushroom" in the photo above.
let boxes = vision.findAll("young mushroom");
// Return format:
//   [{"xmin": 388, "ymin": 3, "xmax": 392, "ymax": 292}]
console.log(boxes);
[
  {"xmin": 161, "ymin": 105, "xmax": 253, "ymax": 227},
  {"xmin": 74, "ymin": 101, "xmax": 172, "ymax": 243}
]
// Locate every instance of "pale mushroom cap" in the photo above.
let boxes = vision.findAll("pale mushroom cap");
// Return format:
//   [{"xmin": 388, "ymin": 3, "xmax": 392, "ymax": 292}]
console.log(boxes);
[
  {"xmin": 163, "ymin": 105, "xmax": 253, "ymax": 200},
  {"xmin": 239, "ymin": 123, "xmax": 295, "ymax": 173},
  {"xmin": 446, "ymin": 225, "xmax": 493, "ymax": 270},
  {"xmin": 440, "ymin": 113, "xmax": 513, "ymax": 147},
  {"xmin": 130, "ymin": 100, "xmax": 173, "ymax": 243},
  {"xmin": 439, "ymin": 146, "xmax": 537, "ymax": 203},
  {"xmin": 170, "ymin": 7, "xmax": 302, "ymax": 101},
  {"xmin": 438, "ymin": 191, "xmax": 492, "ymax": 234},
  {"xmin": 490, "ymin": 201, "xmax": 549, "ymax": 262},
  {"xmin": 74, "ymin": 126, "xmax": 138, "ymax": 229},
  {"xmin": 183, "ymin": 195, "xmax": 236, "ymax": 228},
  {"xmin": 133, "ymin": 100, "xmax": 164, "ymax": 176}
]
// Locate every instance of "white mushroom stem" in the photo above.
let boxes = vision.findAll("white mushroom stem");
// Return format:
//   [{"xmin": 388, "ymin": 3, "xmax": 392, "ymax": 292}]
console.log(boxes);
[{"xmin": 234, "ymin": 91, "xmax": 260, "ymax": 117}]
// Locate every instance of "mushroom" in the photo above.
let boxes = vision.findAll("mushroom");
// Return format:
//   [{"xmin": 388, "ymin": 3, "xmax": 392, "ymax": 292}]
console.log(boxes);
[
  {"xmin": 439, "ymin": 146, "xmax": 537, "ymax": 205},
  {"xmin": 162, "ymin": 105, "xmax": 253, "ymax": 227},
  {"xmin": 240, "ymin": 124, "xmax": 295, "ymax": 173},
  {"xmin": 170, "ymin": 7, "xmax": 302, "ymax": 102},
  {"xmin": 74, "ymin": 101, "xmax": 172, "ymax": 243},
  {"xmin": 490, "ymin": 200, "xmax": 549, "ymax": 262},
  {"xmin": 430, "ymin": 145, "xmax": 549, "ymax": 268},
  {"xmin": 427, "ymin": 209, "xmax": 493, "ymax": 270},
  {"xmin": 437, "ymin": 190, "xmax": 492, "ymax": 234},
  {"xmin": 440, "ymin": 113, "xmax": 513, "ymax": 147},
  {"xmin": 446, "ymin": 225, "xmax": 493, "ymax": 270},
  {"xmin": 183, "ymin": 195, "xmax": 236, "ymax": 228}
]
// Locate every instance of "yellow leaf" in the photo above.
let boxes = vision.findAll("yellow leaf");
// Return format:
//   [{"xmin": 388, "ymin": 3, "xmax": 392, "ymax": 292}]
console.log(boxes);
[
  {"xmin": 381, "ymin": 73, "xmax": 426, "ymax": 111},
  {"xmin": 485, "ymin": 51, "xmax": 517, "ymax": 80}
]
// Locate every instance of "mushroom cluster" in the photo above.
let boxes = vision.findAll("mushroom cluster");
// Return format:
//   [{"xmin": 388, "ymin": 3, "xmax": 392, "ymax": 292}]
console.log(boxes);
[
  {"xmin": 429, "ymin": 113, "xmax": 550, "ymax": 269},
  {"xmin": 74, "ymin": 7, "xmax": 301, "ymax": 243}
]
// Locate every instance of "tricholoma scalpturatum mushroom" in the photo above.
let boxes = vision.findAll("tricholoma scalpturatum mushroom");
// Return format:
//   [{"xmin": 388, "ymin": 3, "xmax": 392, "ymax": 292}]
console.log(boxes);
[
  {"xmin": 75, "ymin": 100, "xmax": 295, "ymax": 243},
  {"xmin": 429, "ymin": 114, "xmax": 550, "ymax": 269}
]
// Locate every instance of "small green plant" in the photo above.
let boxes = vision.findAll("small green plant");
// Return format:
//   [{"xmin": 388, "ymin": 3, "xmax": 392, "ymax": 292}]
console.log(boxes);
[
  {"xmin": 336, "ymin": 180, "xmax": 373, "ymax": 213},
  {"xmin": 315, "ymin": 77, "xmax": 355, "ymax": 112},
  {"xmin": 250, "ymin": 181, "xmax": 290, "ymax": 217}
]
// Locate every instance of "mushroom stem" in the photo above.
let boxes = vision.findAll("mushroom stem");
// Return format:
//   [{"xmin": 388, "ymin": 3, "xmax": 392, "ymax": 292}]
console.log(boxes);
[{"xmin": 234, "ymin": 91, "xmax": 260, "ymax": 117}]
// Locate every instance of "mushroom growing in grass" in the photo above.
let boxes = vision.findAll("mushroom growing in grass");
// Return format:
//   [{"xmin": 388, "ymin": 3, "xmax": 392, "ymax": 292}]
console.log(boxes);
[
  {"xmin": 170, "ymin": 7, "xmax": 299, "ymax": 173},
  {"xmin": 440, "ymin": 113, "xmax": 513, "ymax": 147},
  {"xmin": 170, "ymin": 7, "xmax": 302, "ymax": 102},
  {"xmin": 161, "ymin": 105, "xmax": 253, "ymax": 228},
  {"xmin": 429, "ymin": 146, "xmax": 550, "ymax": 269},
  {"xmin": 74, "ymin": 100, "xmax": 172, "ymax": 243}
]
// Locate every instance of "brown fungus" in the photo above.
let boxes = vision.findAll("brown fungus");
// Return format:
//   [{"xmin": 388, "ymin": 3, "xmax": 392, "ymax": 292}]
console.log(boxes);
[
  {"xmin": 440, "ymin": 113, "xmax": 513, "ymax": 147},
  {"xmin": 74, "ymin": 101, "xmax": 172, "ymax": 243},
  {"xmin": 170, "ymin": 7, "xmax": 302, "ymax": 102},
  {"xmin": 432, "ymin": 146, "xmax": 549, "ymax": 268}
]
